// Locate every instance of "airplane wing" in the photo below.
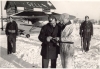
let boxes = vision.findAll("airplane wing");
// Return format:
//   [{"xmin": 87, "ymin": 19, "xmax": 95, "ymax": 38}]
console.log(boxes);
[
  {"xmin": 11, "ymin": 11, "xmax": 76, "ymax": 29},
  {"xmin": 12, "ymin": 11, "xmax": 47, "ymax": 19},
  {"xmin": 12, "ymin": 11, "xmax": 75, "ymax": 21}
]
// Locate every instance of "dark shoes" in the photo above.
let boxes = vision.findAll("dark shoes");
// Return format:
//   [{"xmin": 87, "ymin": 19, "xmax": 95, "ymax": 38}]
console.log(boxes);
[
  {"xmin": 7, "ymin": 51, "xmax": 16, "ymax": 55},
  {"xmin": 85, "ymin": 48, "xmax": 89, "ymax": 52},
  {"xmin": 7, "ymin": 51, "xmax": 12, "ymax": 55}
]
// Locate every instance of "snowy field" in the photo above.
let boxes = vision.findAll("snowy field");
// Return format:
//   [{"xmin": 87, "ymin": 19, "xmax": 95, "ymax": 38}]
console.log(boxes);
[{"xmin": 0, "ymin": 22, "xmax": 100, "ymax": 68}]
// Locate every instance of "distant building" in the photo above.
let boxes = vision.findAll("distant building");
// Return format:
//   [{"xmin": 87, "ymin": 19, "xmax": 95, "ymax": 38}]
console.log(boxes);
[
  {"xmin": 4, "ymin": 1, "xmax": 56, "ymax": 16},
  {"xmin": 4, "ymin": 1, "xmax": 76, "ymax": 20}
]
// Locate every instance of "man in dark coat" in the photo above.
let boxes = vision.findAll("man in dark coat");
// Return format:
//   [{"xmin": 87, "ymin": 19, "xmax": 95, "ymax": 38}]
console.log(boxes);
[
  {"xmin": 57, "ymin": 22, "xmax": 65, "ymax": 37},
  {"xmin": 38, "ymin": 15, "xmax": 59, "ymax": 68},
  {"xmin": 5, "ymin": 16, "xmax": 18, "ymax": 54},
  {"xmin": 79, "ymin": 16, "xmax": 93, "ymax": 52}
]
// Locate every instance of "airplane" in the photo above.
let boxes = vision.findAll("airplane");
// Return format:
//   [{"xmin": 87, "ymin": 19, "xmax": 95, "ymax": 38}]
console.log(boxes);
[
  {"xmin": 2, "ymin": 11, "xmax": 76, "ymax": 38},
  {"xmin": 10, "ymin": 11, "xmax": 61, "ymax": 38}
]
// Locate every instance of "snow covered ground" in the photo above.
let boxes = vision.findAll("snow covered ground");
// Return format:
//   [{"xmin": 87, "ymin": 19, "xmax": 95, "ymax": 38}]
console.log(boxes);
[{"xmin": 0, "ymin": 23, "xmax": 100, "ymax": 68}]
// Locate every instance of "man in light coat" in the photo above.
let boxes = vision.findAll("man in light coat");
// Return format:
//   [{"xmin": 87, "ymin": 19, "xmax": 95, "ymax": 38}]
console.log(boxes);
[{"xmin": 57, "ymin": 13, "xmax": 76, "ymax": 68}]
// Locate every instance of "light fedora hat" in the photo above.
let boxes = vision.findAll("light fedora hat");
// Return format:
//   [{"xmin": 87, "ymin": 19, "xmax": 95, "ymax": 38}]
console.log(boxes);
[{"xmin": 59, "ymin": 13, "xmax": 69, "ymax": 21}]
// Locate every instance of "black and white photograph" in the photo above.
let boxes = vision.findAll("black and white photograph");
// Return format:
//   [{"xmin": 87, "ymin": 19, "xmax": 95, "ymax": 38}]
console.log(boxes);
[{"xmin": 0, "ymin": 0, "xmax": 100, "ymax": 68}]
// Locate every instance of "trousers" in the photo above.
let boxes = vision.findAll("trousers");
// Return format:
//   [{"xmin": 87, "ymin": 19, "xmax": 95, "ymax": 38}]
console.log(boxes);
[
  {"xmin": 83, "ymin": 38, "xmax": 91, "ymax": 51},
  {"xmin": 7, "ymin": 34, "xmax": 16, "ymax": 54},
  {"xmin": 42, "ymin": 57, "xmax": 57, "ymax": 68}
]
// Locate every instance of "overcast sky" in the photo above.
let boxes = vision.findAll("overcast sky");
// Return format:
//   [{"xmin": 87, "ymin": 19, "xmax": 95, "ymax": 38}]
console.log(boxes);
[{"xmin": 1, "ymin": 0, "xmax": 100, "ymax": 20}]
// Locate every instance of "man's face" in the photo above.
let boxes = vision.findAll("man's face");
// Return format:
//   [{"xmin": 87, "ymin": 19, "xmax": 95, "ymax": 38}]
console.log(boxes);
[
  {"xmin": 9, "ymin": 17, "xmax": 13, "ymax": 22},
  {"xmin": 62, "ymin": 18, "xmax": 69, "ymax": 25},
  {"xmin": 85, "ymin": 17, "xmax": 89, "ymax": 22},
  {"xmin": 49, "ymin": 18, "xmax": 56, "ymax": 25}
]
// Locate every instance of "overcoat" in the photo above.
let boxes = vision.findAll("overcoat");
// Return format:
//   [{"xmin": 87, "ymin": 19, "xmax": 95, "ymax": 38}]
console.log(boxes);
[
  {"xmin": 38, "ymin": 23, "xmax": 59, "ymax": 59},
  {"xmin": 60, "ymin": 21, "xmax": 75, "ymax": 57},
  {"xmin": 5, "ymin": 21, "xmax": 18, "ymax": 36},
  {"xmin": 79, "ymin": 21, "xmax": 93, "ymax": 39}
]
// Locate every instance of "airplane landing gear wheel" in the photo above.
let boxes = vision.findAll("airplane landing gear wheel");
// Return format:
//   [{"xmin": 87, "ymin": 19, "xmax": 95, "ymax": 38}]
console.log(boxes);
[
  {"xmin": 20, "ymin": 33, "xmax": 24, "ymax": 35},
  {"xmin": 26, "ymin": 34, "xmax": 30, "ymax": 38}
]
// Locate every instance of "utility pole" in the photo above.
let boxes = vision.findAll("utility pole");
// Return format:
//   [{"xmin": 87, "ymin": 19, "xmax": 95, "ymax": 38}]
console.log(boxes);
[{"xmin": 1, "ymin": 0, "xmax": 3, "ymax": 31}]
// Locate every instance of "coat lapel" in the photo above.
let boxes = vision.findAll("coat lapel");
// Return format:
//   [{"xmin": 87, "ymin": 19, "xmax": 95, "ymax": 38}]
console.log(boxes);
[
  {"xmin": 47, "ymin": 23, "xmax": 54, "ymax": 36},
  {"xmin": 52, "ymin": 25, "xmax": 58, "ymax": 37},
  {"xmin": 46, "ymin": 23, "xmax": 58, "ymax": 37}
]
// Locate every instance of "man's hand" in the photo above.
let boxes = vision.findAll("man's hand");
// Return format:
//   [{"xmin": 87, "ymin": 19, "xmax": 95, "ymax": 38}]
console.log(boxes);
[
  {"xmin": 47, "ymin": 36, "xmax": 52, "ymax": 42},
  {"xmin": 53, "ymin": 37, "xmax": 59, "ymax": 41}
]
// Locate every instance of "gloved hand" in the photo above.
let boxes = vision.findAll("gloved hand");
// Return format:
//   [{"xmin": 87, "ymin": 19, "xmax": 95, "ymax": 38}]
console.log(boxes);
[
  {"xmin": 47, "ymin": 36, "xmax": 52, "ymax": 42},
  {"xmin": 53, "ymin": 37, "xmax": 59, "ymax": 41}
]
